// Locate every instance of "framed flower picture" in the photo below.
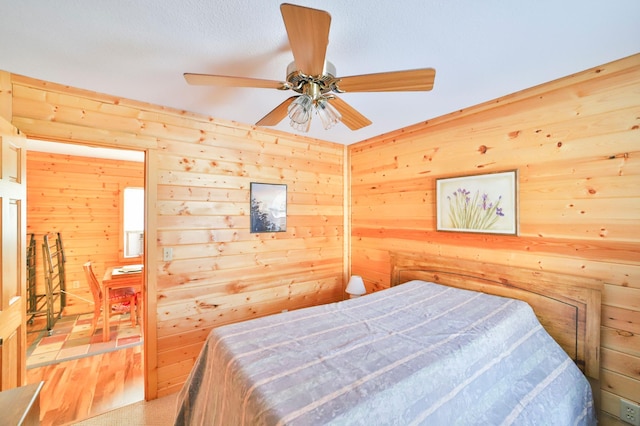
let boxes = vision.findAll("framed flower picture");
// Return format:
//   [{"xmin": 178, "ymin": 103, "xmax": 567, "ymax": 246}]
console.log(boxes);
[{"xmin": 436, "ymin": 170, "xmax": 518, "ymax": 235}]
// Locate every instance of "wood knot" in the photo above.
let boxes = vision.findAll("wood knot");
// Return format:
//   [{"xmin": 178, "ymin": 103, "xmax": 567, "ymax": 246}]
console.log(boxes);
[
  {"xmin": 197, "ymin": 301, "xmax": 219, "ymax": 309},
  {"xmin": 478, "ymin": 145, "xmax": 488, "ymax": 154}
]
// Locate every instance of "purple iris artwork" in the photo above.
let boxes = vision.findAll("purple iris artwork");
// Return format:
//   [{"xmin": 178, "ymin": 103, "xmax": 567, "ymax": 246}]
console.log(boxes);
[
  {"xmin": 447, "ymin": 189, "xmax": 505, "ymax": 230},
  {"xmin": 436, "ymin": 171, "xmax": 517, "ymax": 235}
]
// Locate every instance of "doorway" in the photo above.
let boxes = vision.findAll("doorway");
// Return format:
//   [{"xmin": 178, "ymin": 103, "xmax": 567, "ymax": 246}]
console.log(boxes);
[{"xmin": 24, "ymin": 139, "xmax": 147, "ymax": 424}]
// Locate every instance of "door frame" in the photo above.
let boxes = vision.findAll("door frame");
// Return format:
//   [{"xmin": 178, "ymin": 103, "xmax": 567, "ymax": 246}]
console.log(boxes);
[{"xmin": 25, "ymin": 140, "xmax": 157, "ymax": 400}]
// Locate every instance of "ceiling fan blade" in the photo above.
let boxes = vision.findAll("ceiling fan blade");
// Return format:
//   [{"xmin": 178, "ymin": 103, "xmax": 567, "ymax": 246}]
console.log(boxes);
[
  {"xmin": 184, "ymin": 73, "xmax": 289, "ymax": 90},
  {"xmin": 336, "ymin": 68, "xmax": 436, "ymax": 92},
  {"xmin": 256, "ymin": 96, "xmax": 297, "ymax": 126},
  {"xmin": 280, "ymin": 3, "xmax": 331, "ymax": 76},
  {"xmin": 328, "ymin": 96, "xmax": 372, "ymax": 130}
]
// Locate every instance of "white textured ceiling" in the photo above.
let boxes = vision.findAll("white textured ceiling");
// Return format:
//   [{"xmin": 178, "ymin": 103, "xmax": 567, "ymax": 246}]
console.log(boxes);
[{"xmin": 1, "ymin": 1, "xmax": 639, "ymax": 145}]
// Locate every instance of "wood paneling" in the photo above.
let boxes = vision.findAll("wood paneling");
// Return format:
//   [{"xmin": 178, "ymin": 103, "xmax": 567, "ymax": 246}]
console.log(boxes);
[
  {"xmin": 9, "ymin": 72, "xmax": 346, "ymax": 398},
  {"xmin": 349, "ymin": 53, "xmax": 640, "ymax": 421},
  {"xmin": 26, "ymin": 152, "xmax": 144, "ymax": 313},
  {"xmin": 0, "ymin": 71, "xmax": 12, "ymax": 123},
  {"xmin": 153, "ymin": 135, "xmax": 345, "ymax": 393}
]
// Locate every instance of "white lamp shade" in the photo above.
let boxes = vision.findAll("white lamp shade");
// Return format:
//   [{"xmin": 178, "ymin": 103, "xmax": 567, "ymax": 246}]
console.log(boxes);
[{"xmin": 346, "ymin": 275, "xmax": 366, "ymax": 297}]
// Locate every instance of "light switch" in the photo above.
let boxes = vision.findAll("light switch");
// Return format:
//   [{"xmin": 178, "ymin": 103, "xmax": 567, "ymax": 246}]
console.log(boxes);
[{"xmin": 163, "ymin": 247, "xmax": 173, "ymax": 261}]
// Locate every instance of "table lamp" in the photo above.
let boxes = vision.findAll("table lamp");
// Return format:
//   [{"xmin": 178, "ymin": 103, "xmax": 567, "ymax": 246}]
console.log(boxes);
[{"xmin": 345, "ymin": 275, "xmax": 366, "ymax": 298}]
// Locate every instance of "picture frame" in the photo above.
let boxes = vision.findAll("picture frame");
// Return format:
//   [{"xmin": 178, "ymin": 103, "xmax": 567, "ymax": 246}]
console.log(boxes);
[
  {"xmin": 436, "ymin": 170, "xmax": 518, "ymax": 235},
  {"xmin": 250, "ymin": 182, "xmax": 287, "ymax": 233}
]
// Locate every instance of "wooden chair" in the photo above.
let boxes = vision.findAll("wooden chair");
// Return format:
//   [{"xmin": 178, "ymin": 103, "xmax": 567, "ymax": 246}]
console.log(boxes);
[{"xmin": 83, "ymin": 262, "xmax": 137, "ymax": 338}]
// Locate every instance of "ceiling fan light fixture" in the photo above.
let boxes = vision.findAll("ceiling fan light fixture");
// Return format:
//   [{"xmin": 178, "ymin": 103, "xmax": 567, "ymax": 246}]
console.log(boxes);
[
  {"xmin": 288, "ymin": 94, "xmax": 313, "ymax": 125},
  {"xmin": 316, "ymin": 97, "xmax": 341, "ymax": 130},
  {"xmin": 185, "ymin": 4, "xmax": 435, "ymax": 134}
]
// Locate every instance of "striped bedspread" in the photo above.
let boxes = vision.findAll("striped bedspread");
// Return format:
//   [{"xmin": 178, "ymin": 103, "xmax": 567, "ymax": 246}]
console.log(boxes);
[{"xmin": 175, "ymin": 280, "xmax": 596, "ymax": 425}]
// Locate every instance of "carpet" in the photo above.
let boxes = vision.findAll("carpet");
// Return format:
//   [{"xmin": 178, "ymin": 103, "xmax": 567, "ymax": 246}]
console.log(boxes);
[
  {"xmin": 27, "ymin": 312, "xmax": 142, "ymax": 369},
  {"xmin": 72, "ymin": 392, "xmax": 177, "ymax": 425}
]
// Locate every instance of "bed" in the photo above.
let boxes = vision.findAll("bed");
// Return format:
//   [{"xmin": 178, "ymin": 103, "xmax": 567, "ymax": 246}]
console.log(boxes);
[{"xmin": 174, "ymin": 252, "xmax": 603, "ymax": 425}]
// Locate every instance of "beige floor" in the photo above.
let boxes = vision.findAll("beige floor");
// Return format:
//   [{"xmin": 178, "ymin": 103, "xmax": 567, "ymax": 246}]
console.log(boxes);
[{"xmin": 72, "ymin": 393, "xmax": 178, "ymax": 426}]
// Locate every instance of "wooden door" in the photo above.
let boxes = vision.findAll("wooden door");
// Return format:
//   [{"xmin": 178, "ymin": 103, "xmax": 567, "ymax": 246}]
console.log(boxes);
[{"xmin": 0, "ymin": 123, "xmax": 27, "ymax": 390}]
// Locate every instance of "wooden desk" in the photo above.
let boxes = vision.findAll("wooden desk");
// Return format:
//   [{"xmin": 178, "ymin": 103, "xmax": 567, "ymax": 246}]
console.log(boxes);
[{"xmin": 102, "ymin": 265, "xmax": 143, "ymax": 342}]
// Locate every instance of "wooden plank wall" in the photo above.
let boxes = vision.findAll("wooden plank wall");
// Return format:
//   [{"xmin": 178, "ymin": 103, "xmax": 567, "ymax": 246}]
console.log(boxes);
[
  {"xmin": 349, "ymin": 54, "xmax": 640, "ymax": 424},
  {"xmin": 7, "ymin": 73, "xmax": 346, "ymax": 397},
  {"xmin": 26, "ymin": 151, "xmax": 144, "ymax": 314},
  {"xmin": 153, "ymin": 134, "xmax": 345, "ymax": 394}
]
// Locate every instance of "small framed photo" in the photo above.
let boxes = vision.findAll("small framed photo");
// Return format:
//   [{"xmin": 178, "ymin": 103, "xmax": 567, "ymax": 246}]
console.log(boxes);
[
  {"xmin": 250, "ymin": 183, "xmax": 287, "ymax": 233},
  {"xmin": 436, "ymin": 170, "xmax": 518, "ymax": 235}
]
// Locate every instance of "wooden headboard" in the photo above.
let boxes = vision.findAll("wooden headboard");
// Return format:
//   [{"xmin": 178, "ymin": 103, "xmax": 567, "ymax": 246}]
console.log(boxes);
[{"xmin": 390, "ymin": 252, "xmax": 603, "ymax": 380}]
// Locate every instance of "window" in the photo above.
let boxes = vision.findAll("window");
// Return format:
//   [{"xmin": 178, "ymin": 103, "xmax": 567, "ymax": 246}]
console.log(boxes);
[{"xmin": 123, "ymin": 187, "xmax": 144, "ymax": 258}]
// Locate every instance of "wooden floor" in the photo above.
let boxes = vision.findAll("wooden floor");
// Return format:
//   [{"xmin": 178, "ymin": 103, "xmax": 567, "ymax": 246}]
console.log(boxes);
[{"xmin": 26, "ymin": 345, "xmax": 144, "ymax": 425}]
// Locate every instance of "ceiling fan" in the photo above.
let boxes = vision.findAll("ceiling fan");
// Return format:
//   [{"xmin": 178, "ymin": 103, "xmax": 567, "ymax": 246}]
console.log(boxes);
[{"xmin": 184, "ymin": 3, "xmax": 436, "ymax": 132}]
